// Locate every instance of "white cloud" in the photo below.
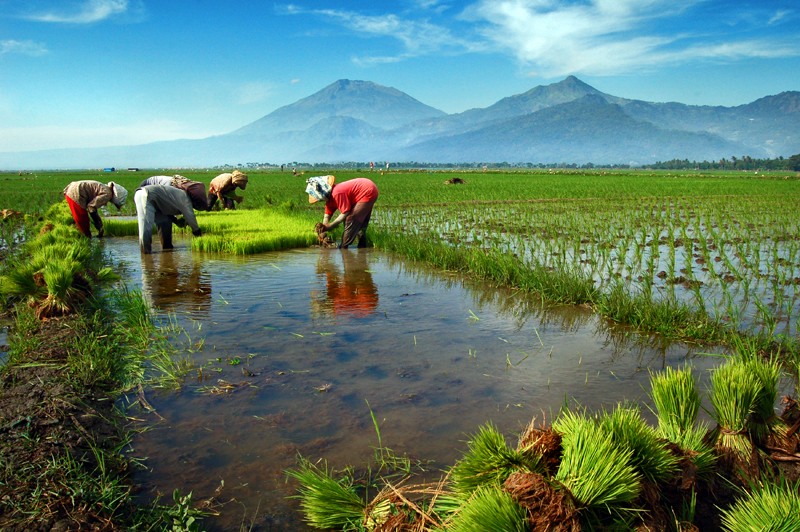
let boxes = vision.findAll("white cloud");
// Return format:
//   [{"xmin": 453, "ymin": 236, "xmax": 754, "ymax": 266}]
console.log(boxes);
[
  {"xmin": 234, "ymin": 82, "xmax": 274, "ymax": 105},
  {"xmin": 280, "ymin": 4, "xmax": 483, "ymax": 64},
  {"xmin": 0, "ymin": 121, "xmax": 217, "ymax": 152},
  {"xmin": 22, "ymin": 0, "xmax": 131, "ymax": 24},
  {"xmin": 467, "ymin": 0, "xmax": 800, "ymax": 77},
  {"xmin": 0, "ymin": 39, "xmax": 48, "ymax": 56}
]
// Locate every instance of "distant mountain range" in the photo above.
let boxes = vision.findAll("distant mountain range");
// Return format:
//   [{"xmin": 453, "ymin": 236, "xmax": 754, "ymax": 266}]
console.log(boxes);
[{"xmin": 2, "ymin": 76, "xmax": 798, "ymax": 169}]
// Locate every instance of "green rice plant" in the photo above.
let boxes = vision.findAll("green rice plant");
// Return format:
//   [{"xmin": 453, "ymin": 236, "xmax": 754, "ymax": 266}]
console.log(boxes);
[
  {"xmin": 731, "ymin": 338, "xmax": 787, "ymax": 444},
  {"xmin": 190, "ymin": 209, "xmax": 318, "ymax": 254},
  {"xmin": 440, "ymin": 484, "xmax": 527, "ymax": 532},
  {"xmin": 38, "ymin": 257, "xmax": 86, "ymax": 318},
  {"xmin": 553, "ymin": 411, "xmax": 641, "ymax": 512},
  {"xmin": 449, "ymin": 422, "xmax": 543, "ymax": 498},
  {"xmin": 649, "ymin": 365, "xmax": 718, "ymax": 478},
  {"xmin": 286, "ymin": 457, "xmax": 366, "ymax": 530},
  {"xmin": 0, "ymin": 260, "xmax": 46, "ymax": 305},
  {"xmin": 599, "ymin": 405, "xmax": 680, "ymax": 484},
  {"xmin": 650, "ymin": 366, "xmax": 700, "ymax": 436},
  {"xmin": 709, "ymin": 358, "xmax": 762, "ymax": 463},
  {"xmin": 103, "ymin": 218, "xmax": 139, "ymax": 237},
  {"xmin": 719, "ymin": 477, "xmax": 800, "ymax": 532}
]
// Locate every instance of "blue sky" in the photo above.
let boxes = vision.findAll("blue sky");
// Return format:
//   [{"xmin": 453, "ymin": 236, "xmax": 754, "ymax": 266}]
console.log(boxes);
[{"xmin": 0, "ymin": 0, "xmax": 798, "ymax": 153}]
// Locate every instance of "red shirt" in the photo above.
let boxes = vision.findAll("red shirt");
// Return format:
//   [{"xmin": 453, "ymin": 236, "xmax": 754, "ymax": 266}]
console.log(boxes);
[{"xmin": 324, "ymin": 178, "xmax": 379, "ymax": 216}]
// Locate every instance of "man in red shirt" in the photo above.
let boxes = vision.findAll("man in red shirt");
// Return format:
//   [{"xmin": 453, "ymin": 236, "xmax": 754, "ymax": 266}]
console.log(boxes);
[{"xmin": 306, "ymin": 176, "xmax": 379, "ymax": 249}]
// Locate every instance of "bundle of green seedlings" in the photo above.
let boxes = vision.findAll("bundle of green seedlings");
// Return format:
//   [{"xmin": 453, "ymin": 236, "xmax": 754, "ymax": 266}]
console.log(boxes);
[
  {"xmin": 0, "ymin": 214, "xmax": 117, "ymax": 318},
  {"xmin": 718, "ymin": 476, "xmax": 800, "ymax": 532},
  {"xmin": 708, "ymin": 346, "xmax": 790, "ymax": 475},
  {"xmin": 288, "ymin": 359, "xmax": 800, "ymax": 531}
]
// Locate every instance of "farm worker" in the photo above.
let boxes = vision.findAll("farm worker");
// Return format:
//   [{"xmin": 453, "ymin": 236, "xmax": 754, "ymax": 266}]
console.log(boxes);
[
  {"xmin": 139, "ymin": 175, "xmax": 210, "ymax": 211},
  {"xmin": 63, "ymin": 180, "xmax": 128, "ymax": 238},
  {"xmin": 207, "ymin": 169, "xmax": 248, "ymax": 210},
  {"xmin": 306, "ymin": 175, "xmax": 379, "ymax": 249},
  {"xmin": 134, "ymin": 185, "xmax": 201, "ymax": 254}
]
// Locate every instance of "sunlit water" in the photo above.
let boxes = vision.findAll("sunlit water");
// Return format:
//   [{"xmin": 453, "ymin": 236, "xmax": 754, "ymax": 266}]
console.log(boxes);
[{"xmin": 104, "ymin": 236, "xmax": 732, "ymax": 531}]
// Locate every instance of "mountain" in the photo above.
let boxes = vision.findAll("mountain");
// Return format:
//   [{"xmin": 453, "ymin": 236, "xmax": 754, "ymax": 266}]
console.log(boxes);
[
  {"xmin": 396, "ymin": 94, "xmax": 753, "ymax": 165},
  {"xmin": 1, "ymin": 77, "xmax": 797, "ymax": 169}
]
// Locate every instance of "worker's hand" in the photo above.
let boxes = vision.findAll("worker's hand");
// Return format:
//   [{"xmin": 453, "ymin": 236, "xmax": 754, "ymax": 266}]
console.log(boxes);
[
  {"xmin": 235, "ymin": 196, "xmax": 244, "ymax": 204},
  {"xmin": 97, "ymin": 227, "xmax": 104, "ymax": 238},
  {"xmin": 192, "ymin": 228, "xmax": 202, "ymax": 237}
]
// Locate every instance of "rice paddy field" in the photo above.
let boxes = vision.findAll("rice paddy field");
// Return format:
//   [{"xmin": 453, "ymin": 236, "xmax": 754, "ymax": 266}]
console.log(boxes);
[
  {"xmin": 3, "ymin": 167, "xmax": 800, "ymax": 530},
  {"xmin": 4, "ymin": 166, "xmax": 800, "ymax": 346}
]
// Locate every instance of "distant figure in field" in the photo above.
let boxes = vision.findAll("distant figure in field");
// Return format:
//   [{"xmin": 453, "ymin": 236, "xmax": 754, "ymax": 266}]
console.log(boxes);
[
  {"xmin": 63, "ymin": 180, "xmax": 128, "ymax": 238},
  {"xmin": 207, "ymin": 170, "xmax": 248, "ymax": 210},
  {"xmin": 134, "ymin": 185, "xmax": 201, "ymax": 254},
  {"xmin": 139, "ymin": 174, "xmax": 209, "ymax": 211},
  {"xmin": 306, "ymin": 175, "xmax": 379, "ymax": 249}
]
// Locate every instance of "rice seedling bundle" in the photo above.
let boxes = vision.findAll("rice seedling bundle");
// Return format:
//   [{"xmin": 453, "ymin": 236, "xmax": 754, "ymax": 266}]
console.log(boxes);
[
  {"xmin": 449, "ymin": 423, "xmax": 543, "ymax": 498},
  {"xmin": 719, "ymin": 478, "xmax": 800, "ymax": 532},
  {"xmin": 729, "ymin": 337, "xmax": 788, "ymax": 444},
  {"xmin": 650, "ymin": 366, "xmax": 700, "ymax": 437},
  {"xmin": 286, "ymin": 458, "xmax": 366, "ymax": 530},
  {"xmin": 709, "ymin": 358, "xmax": 763, "ymax": 462},
  {"xmin": 441, "ymin": 484, "xmax": 528, "ymax": 532},
  {"xmin": 599, "ymin": 405, "xmax": 679, "ymax": 484},
  {"xmin": 553, "ymin": 410, "xmax": 642, "ymax": 510},
  {"xmin": 649, "ymin": 365, "xmax": 717, "ymax": 477}
]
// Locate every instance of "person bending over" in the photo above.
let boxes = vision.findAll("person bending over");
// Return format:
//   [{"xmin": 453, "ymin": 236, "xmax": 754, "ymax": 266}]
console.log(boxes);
[
  {"xmin": 63, "ymin": 180, "xmax": 128, "ymax": 237},
  {"xmin": 134, "ymin": 185, "xmax": 201, "ymax": 254}
]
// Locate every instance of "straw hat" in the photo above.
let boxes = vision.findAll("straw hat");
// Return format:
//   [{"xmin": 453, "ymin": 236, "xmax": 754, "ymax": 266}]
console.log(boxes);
[{"xmin": 305, "ymin": 175, "xmax": 335, "ymax": 203}]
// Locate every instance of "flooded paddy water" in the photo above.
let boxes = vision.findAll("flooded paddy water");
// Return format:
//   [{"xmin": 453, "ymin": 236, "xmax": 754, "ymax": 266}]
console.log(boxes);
[{"xmin": 106, "ymin": 236, "xmax": 733, "ymax": 530}]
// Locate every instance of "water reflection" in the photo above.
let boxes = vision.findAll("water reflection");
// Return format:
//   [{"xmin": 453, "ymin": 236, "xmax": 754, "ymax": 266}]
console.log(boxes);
[
  {"xmin": 100, "ymin": 240, "xmax": 734, "ymax": 531},
  {"xmin": 140, "ymin": 249, "xmax": 212, "ymax": 317},
  {"xmin": 311, "ymin": 249, "xmax": 379, "ymax": 318}
]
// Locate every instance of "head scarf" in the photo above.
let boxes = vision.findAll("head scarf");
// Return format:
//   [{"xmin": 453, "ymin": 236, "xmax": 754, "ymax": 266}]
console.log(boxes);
[
  {"xmin": 306, "ymin": 175, "xmax": 335, "ymax": 204},
  {"xmin": 108, "ymin": 182, "xmax": 128, "ymax": 208},
  {"xmin": 231, "ymin": 170, "xmax": 248, "ymax": 189}
]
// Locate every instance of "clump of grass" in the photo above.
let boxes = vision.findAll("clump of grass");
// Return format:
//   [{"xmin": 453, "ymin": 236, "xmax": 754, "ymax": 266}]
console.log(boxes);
[{"xmin": 719, "ymin": 477, "xmax": 800, "ymax": 532}]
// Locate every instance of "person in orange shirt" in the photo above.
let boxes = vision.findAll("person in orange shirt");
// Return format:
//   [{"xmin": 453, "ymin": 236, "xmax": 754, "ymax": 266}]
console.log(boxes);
[
  {"xmin": 306, "ymin": 175, "xmax": 379, "ymax": 249},
  {"xmin": 208, "ymin": 169, "xmax": 248, "ymax": 210}
]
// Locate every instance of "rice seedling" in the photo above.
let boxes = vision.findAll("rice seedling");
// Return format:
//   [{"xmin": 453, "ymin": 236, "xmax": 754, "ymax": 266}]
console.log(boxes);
[
  {"xmin": 730, "ymin": 337, "xmax": 788, "ymax": 445},
  {"xmin": 553, "ymin": 411, "xmax": 642, "ymax": 525},
  {"xmin": 599, "ymin": 404, "xmax": 680, "ymax": 484},
  {"xmin": 286, "ymin": 457, "xmax": 366, "ymax": 530},
  {"xmin": 440, "ymin": 484, "xmax": 528, "ymax": 532},
  {"xmin": 650, "ymin": 366, "xmax": 700, "ymax": 436},
  {"xmin": 719, "ymin": 477, "xmax": 800, "ymax": 532},
  {"xmin": 709, "ymin": 358, "xmax": 762, "ymax": 465},
  {"xmin": 449, "ymin": 423, "xmax": 543, "ymax": 497}
]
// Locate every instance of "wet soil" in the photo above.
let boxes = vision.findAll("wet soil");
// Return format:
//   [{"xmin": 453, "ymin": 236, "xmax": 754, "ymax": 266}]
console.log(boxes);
[{"xmin": 0, "ymin": 316, "xmax": 132, "ymax": 530}]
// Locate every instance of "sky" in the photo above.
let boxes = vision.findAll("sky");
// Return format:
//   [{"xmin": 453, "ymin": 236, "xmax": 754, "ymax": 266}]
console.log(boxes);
[{"xmin": 0, "ymin": 0, "xmax": 798, "ymax": 153}]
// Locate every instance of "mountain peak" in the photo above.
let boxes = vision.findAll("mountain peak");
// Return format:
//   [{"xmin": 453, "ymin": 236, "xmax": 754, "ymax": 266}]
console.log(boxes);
[{"xmin": 233, "ymin": 79, "xmax": 446, "ymax": 135}]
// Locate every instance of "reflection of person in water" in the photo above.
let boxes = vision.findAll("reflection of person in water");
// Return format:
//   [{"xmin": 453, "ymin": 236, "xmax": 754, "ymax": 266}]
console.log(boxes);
[
  {"xmin": 312, "ymin": 249, "xmax": 379, "ymax": 317},
  {"xmin": 140, "ymin": 249, "xmax": 212, "ymax": 316}
]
